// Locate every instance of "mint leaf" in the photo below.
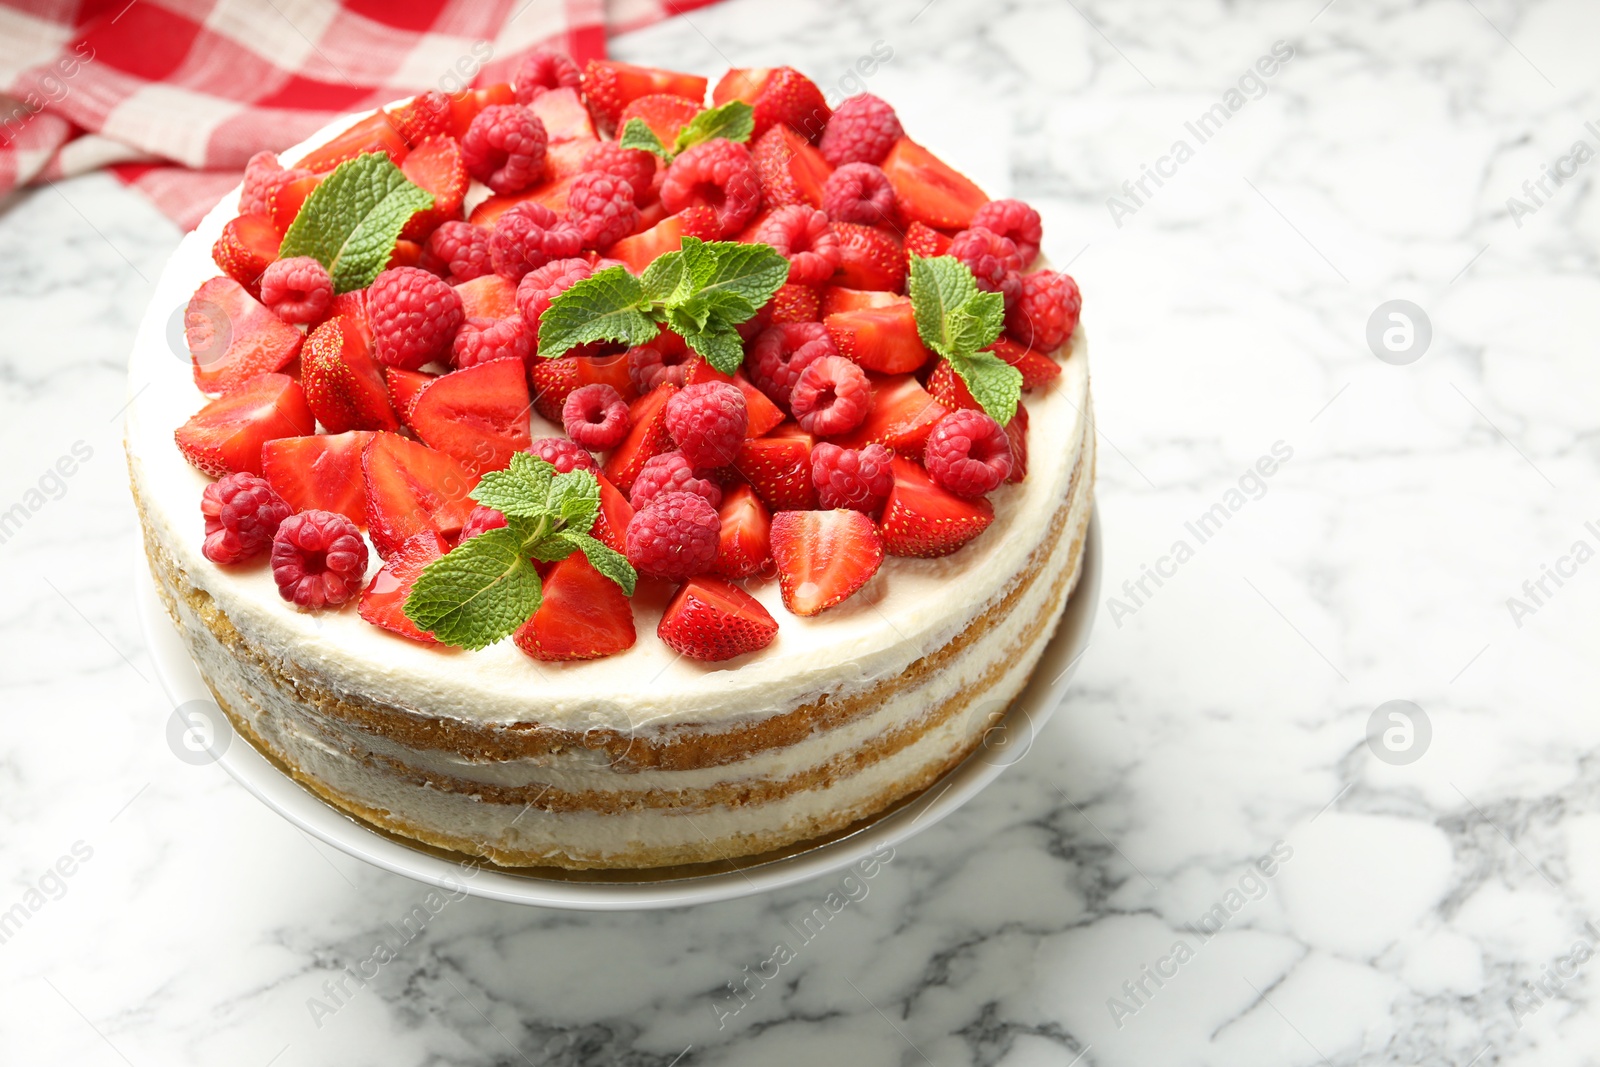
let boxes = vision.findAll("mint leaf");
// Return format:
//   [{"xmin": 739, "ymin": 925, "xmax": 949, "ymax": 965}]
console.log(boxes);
[
  {"xmin": 689, "ymin": 239, "xmax": 790, "ymax": 311},
  {"xmin": 278, "ymin": 152, "xmax": 434, "ymax": 294},
  {"xmin": 908, "ymin": 255, "xmax": 979, "ymax": 354},
  {"xmin": 640, "ymin": 249, "xmax": 692, "ymax": 306},
  {"xmin": 674, "ymin": 100, "xmax": 754, "ymax": 153},
  {"xmin": 948, "ymin": 350, "xmax": 1023, "ymax": 427},
  {"xmin": 403, "ymin": 527, "xmax": 542, "ymax": 650},
  {"xmin": 908, "ymin": 254, "xmax": 1017, "ymax": 423},
  {"xmin": 677, "ymin": 323, "xmax": 745, "ymax": 374},
  {"xmin": 470, "ymin": 452, "xmax": 554, "ymax": 518},
  {"xmin": 619, "ymin": 118, "xmax": 672, "ymax": 161},
  {"xmin": 557, "ymin": 531, "xmax": 638, "ymax": 596},
  {"xmin": 547, "ymin": 469, "xmax": 600, "ymax": 532},
  {"xmin": 537, "ymin": 267, "xmax": 659, "ymax": 358}
]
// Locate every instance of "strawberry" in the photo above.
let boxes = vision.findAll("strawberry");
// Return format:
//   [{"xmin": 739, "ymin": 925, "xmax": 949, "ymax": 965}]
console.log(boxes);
[
  {"xmin": 513, "ymin": 552, "xmax": 636, "ymax": 660},
  {"xmin": 734, "ymin": 427, "xmax": 817, "ymax": 511},
  {"xmin": 175, "ymin": 373, "xmax": 315, "ymax": 477},
  {"xmin": 268, "ymin": 173, "xmax": 322, "ymax": 233},
  {"xmin": 820, "ymin": 286, "xmax": 902, "ymax": 316},
  {"xmin": 399, "ymin": 135, "xmax": 469, "ymax": 241},
  {"xmin": 387, "ymin": 239, "xmax": 425, "ymax": 269},
  {"xmin": 927, "ymin": 359, "xmax": 980, "ymax": 413},
  {"xmin": 408, "ymin": 358, "xmax": 532, "ymax": 476},
  {"xmin": 658, "ymin": 576, "xmax": 778, "ymax": 661},
  {"xmin": 683, "ymin": 361, "xmax": 785, "ymax": 437},
  {"xmin": 987, "ymin": 336, "xmax": 1062, "ymax": 390},
  {"xmin": 445, "ymin": 83, "xmax": 516, "ymax": 139},
  {"xmin": 902, "ymin": 220, "xmax": 952, "ymax": 262},
  {"xmin": 468, "ymin": 175, "xmax": 577, "ymax": 226},
  {"xmin": 454, "ymin": 273, "xmax": 519, "ymax": 320},
  {"xmin": 712, "ymin": 66, "xmax": 830, "ymax": 140},
  {"xmin": 294, "ymin": 112, "xmax": 409, "ymax": 173},
  {"xmin": 302, "ymin": 314, "xmax": 401, "ymax": 433},
  {"xmin": 529, "ymin": 357, "xmax": 581, "ymax": 422},
  {"xmin": 261, "ymin": 431, "xmax": 375, "ymax": 527},
  {"xmin": 211, "ymin": 214, "xmax": 282, "ymax": 296},
  {"xmin": 751, "ymin": 125, "xmax": 834, "ymax": 209},
  {"xmin": 831, "ymin": 222, "xmax": 905, "ymax": 291},
  {"xmin": 386, "ymin": 92, "xmax": 452, "ymax": 147},
  {"xmin": 769, "ymin": 508, "xmax": 883, "ymax": 616},
  {"xmin": 824, "ymin": 303, "xmax": 928, "ymax": 374},
  {"xmin": 362, "ymin": 431, "xmax": 477, "ymax": 558},
  {"xmin": 830, "ymin": 373, "xmax": 949, "ymax": 456},
  {"xmin": 618, "ymin": 93, "xmax": 702, "ymax": 145},
  {"xmin": 185, "ymin": 277, "xmax": 304, "ymax": 395},
  {"xmin": 359, "ymin": 531, "xmax": 448, "ymax": 644},
  {"xmin": 545, "ymin": 139, "xmax": 596, "ymax": 182},
  {"xmin": 581, "ymin": 60, "xmax": 708, "ymax": 131},
  {"xmin": 768, "ymin": 283, "xmax": 821, "ymax": 324},
  {"xmin": 575, "ymin": 350, "xmax": 638, "ymax": 402},
  {"xmin": 528, "ymin": 86, "xmax": 597, "ymax": 143},
  {"xmin": 591, "ymin": 472, "xmax": 635, "ymax": 554},
  {"xmin": 880, "ymin": 456, "xmax": 994, "ymax": 557},
  {"xmin": 880, "ymin": 138, "xmax": 988, "ymax": 230},
  {"xmin": 601, "ymin": 383, "xmax": 677, "ymax": 493},
  {"xmin": 606, "ymin": 211, "xmax": 696, "ymax": 274},
  {"xmin": 1004, "ymin": 404, "xmax": 1028, "ymax": 484},
  {"xmin": 383, "ymin": 367, "xmax": 435, "ymax": 425},
  {"xmin": 714, "ymin": 483, "xmax": 773, "ymax": 579}
]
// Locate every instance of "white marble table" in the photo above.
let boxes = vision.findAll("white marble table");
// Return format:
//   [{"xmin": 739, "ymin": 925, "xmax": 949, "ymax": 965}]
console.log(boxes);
[{"xmin": 4, "ymin": 0, "xmax": 1598, "ymax": 1062}]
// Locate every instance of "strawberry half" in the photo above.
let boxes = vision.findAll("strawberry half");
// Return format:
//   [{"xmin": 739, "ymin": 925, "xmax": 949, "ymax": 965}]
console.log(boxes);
[
  {"xmin": 591, "ymin": 472, "xmax": 635, "ymax": 554},
  {"xmin": 830, "ymin": 373, "xmax": 949, "ymax": 456},
  {"xmin": 454, "ymin": 273, "xmax": 518, "ymax": 320},
  {"xmin": 581, "ymin": 60, "xmax": 708, "ymax": 131},
  {"xmin": 185, "ymin": 276, "xmax": 304, "ymax": 395},
  {"xmin": 769, "ymin": 283, "xmax": 821, "ymax": 324},
  {"xmin": 988, "ymin": 336, "xmax": 1062, "ymax": 390},
  {"xmin": 513, "ymin": 552, "xmax": 636, "ymax": 660},
  {"xmin": 575, "ymin": 350, "xmax": 638, "ymax": 403},
  {"xmin": 606, "ymin": 208, "xmax": 718, "ymax": 273},
  {"xmin": 386, "ymin": 91, "xmax": 452, "ymax": 146},
  {"xmin": 903, "ymin": 220, "xmax": 953, "ymax": 262},
  {"xmin": 1004, "ymin": 404, "xmax": 1028, "ymax": 484},
  {"xmin": 618, "ymin": 93, "xmax": 702, "ymax": 145},
  {"xmin": 684, "ymin": 360, "xmax": 785, "ymax": 437},
  {"xmin": 825, "ymin": 302, "xmax": 929, "ymax": 374},
  {"xmin": 831, "ymin": 222, "xmax": 905, "ymax": 292},
  {"xmin": 528, "ymin": 86, "xmax": 598, "ymax": 143},
  {"xmin": 714, "ymin": 483, "xmax": 773, "ymax": 579},
  {"xmin": 383, "ymin": 367, "xmax": 436, "ymax": 426},
  {"xmin": 358, "ymin": 531, "xmax": 448, "ymax": 644},
  {"xmin": 712, "ymin": 66, "xmax": 830, "ymax": 140},
  {"xmin": 268, "ymin": 173, "xmax": 322, "ymax": 233},
  {"xmin": 881, "ymin": 138, "xmax": 988, "ymax": 230},
  {"xmin": 362, "ymin": 431, "xmax": 477, "ymax": 558},
  {"xmin": 602, "ymin": 383, "xmax": 677, "ymax": 493},
  {"xmin": 399, "ymin": 135, "xmax": 469, "ymax": 241},
  {"xmin": 770, "ymin": 509, "xmax": 884, "ymax": 616},
  {"xmin": 302, "ymin": 313, "xmax": 401, "ymax": 433},
  {"xmin": 408, "ymin": 358, "xmax": 532, "ymax": 477},
  {"xmin": 469, "ymin": 175, "xmax": 577, "ymax": 226},
  {"xmin": 529, "ymin": 357, "xmax": 581, "ymax": 422},
  {"xmin": 880, "ymin": 456, "xmax": 994, "ymax": 558},
  {"xmin": 734, "ymin": 427, "xmax": 817, "ymax": 512},
  {"xmin": 175, "ymin": 373, "xmax": 315, "ymax": 477},
  {"xmin": 752, "ymin": 125, "xmax": 834, "ymax": 210},
  {"xmin": 658, "ymin": 576, "xmax": 779, "ymax": 661},
  {"xmin": 445, "ymin": 83, "xmax": 516, "ymax": 139},
  {"xmin": 820, "ymin": 286, "xmax": 903, "ymax": 316},
  {"xmin": 927, "ymin": 359, "xmax": 980, "ymax": 413},
  {"xmin": 261, "ymin": 430, "xmax": 375, "ymax": 527},
  {"xmin": 211, "ymin": 214, "xmax": 281, "ymax": 296},
  {"xmin": 294, "ymin": 112, "xmax": 409, "ymax": 173}
]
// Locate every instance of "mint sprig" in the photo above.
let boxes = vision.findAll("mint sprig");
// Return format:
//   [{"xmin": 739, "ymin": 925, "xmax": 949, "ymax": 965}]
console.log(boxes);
[
  {"xmin": 402, "ymin": 454, "xmax": 637, "ymax": 650},
  {"xmin": 618, "ymin": 100, "xmax": 755, "ymax": 163},
  {"xmin": 277, "ymin": 152, "xmax": 434, "ymax": 294},
  {"xmin": 908, "ymin": 255, "xmax": 1023, "ymax": 424},
  {"xmin": 539, "ymin": 237, "xmax": 788, "ymax": 373}
]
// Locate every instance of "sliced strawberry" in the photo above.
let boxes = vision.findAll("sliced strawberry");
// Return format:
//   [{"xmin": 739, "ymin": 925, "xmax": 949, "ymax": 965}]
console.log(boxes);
[
  {"xmin": 581, "ymin": 60, "xmax": 707, "ymax": 130},
  {"xmin": 268, "ymin": 173, "xmax": 322, "ymax": 233},
  {"xmin": 362, "ymin": 431, "xmax": 477, "ymax": 558},
  {"xmin": 294, "ymin": 113, "xmax": 409, "ymax": 173},
  {"xmin": 261, "ymin": 431, "xmax": 375, "ymax": 527},
  {"xmin": 302, "ymin": 313, "xmax": 401, "ymax": 433},
  {"xmin": 544, "ymin": 139, "xmax": 596, "ymax": 183},
  {"xmin": 408, "ymin": 358, "xmax": 532, "ymax": 476},
  {"xmin": 445, "ymin": 83, "xmax": 516, "ymax": 139},
  {"xmin": 903, "ymin": 220, "xmax": 953, "ymax": 262},
  {"xmin": 384, "ymin": 367, "xmax": 436, "ymax": 426},
  {"xmin": 574, "ymin": 350, "xmax": 637, "ymax": 403},
  {"xmin": 468, "ymin": 174, "xmax": 576, "ymax": 226},
  {"xmin": 211, "ymin": 214, "xmax": 281, "ymax": 296},
  {"xmin": 683, "ymin": 361, "xmax": 784, "ymax": 436},
  {"xmin": 601, "ymin": 383, "xmax": 677, "ymax": 493},
  {"xmin": 185, "ymin": 277, "xmax": 304, "ymax": 396},
  {"xmin": 386, "ymin": 92, "xmax": 452, "ymax": 146},
  {"xmin": 830, "ymin": 374, "xmax": 948, "ymax": 456},
  {"xmin": 618, "ymin": 93, "xmax": 702, "ymax": 145},
  {"xmin": 529, "ymin": 356, "xmax": 581, "ymax": 422},
  {"xmin": 825, "ymin": 303, "xmax": 928, "ymax": 374},
  {"xmin": 712, "ymin": 66, "xmax": 830, "ymax": 140},
  {"xmin": 880, "ymin": 456, "xmax": 994, "ymax": 557},
  {"xmin": 359, "ymin": 531, "xmax": 448, "ymax": 644},
  {"xmin": 714, "ymin": 483, "xmax": 773, "ymax": 579},
  {"xmin": 513, "ymin": 552, "xmax": 636, "ymax": 660},
  {"xmin": 987, "ymin": 336, "xmax": 1062, "ymax": 390},
  {"xmin": 831, "ymin": 222, "xmax": 905, "ymax": 291},
  {"xmin": 1004, "ymin": 404, "xmax": 1028, "ymax": 484},
  {"xmin": 734, "ymin": 429, "xmax": 816, "ymax": 512},
  {"xmin": 591, "ymin": 472, "xmax": 635, "ymax": 554},
  {"xmin": 632, "ymin": 196, "xmax": 669, "ymax": 231},
  {"xmin": 529, "ymin": 86, "xmax": 597, "ymax": 143},
  {"xmin": 454, "ymin": 273, "xmax": 519, "ymax": 320},
  {"xmin": 881, "ymin": 138, "xmax": 988, "ymax": 230},
  {"xmin": 658, "ymin": 576, "xmax": 778, "ymax": 661},
  {"xmin": 735, "ymin": 206, "xmax": 775, "ymax": 245},
  {"xmin": 386, "ymin": 239, "xmax": 425, "ymax": 269},
  {"xmin": 175, "ymin": 373, "xmax": 314, "ymax": 477},
  {"xmin": 767, "ymin": 283, "xmax": 821, "ymax": 325},
  {"xmin": 770, "ymin": 509, "xmax": 883, "ymax": 616},
  {"xmin": 927, "ymin": 358, "xmax": 980, "ymax": 413},
  {"xmin": 399, "ymin": 135, "xmax": 469, "ymax": 241},
  {"xmin": 751, "ymin": 125, "xmax": 834, "ymax": 209},
  {"xmin": 606, "ymin": 211, "xmax": 691, "ymax": 274}
]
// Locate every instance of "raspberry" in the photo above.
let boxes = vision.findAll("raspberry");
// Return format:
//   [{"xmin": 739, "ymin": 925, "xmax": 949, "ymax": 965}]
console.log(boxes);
[
  {"xmin": 460, "ymin": 504, "xmax": 508, "ymax": 540},
  {"xmin": 746, "ymin": 322, "xmax": 837, "ymax": 411},
  {"xmin": 665, "ymin": 381, "xmax": 748, "ymax": 469},
  {"xmin": 452, "ymin": 316, "xmax": 532, "ymax": 370},
  {"xmin": 562, "ymin": 383, "xmax": 630, "ymax": 449},
  {"xmin": 425, "ymin": 221, "xmax": 494, "ymax": 282},
  {"xmin": 258, "ymin": 256, "xmax": 333, "ymax": 325},
  {"xmin": 755, "ymin": 205, "xmax": 840, "ymax": 287},
  {"xmin": 625, "ymin": 490, "xmax": 720, "ymax": 580},
  {"xmin": 368, "ymin": 266, "xmax": 465, "ymax": 369},
  {"xmin": 924, "ymin": 409, "xmax": 1013, "ymax": 498},
  {"xmin": 789, "ymin": 355, "xmax": 871, "ymax": 436},
  {"xmin": 517, "ymin": 257, "xmax": 596, "ymax": 342},
  {"xmin": 460, "ymin": 104, "xmax": 548, "ymax": 195},
  {"xmin": 821, "ymin": 162, "xmax": 897, "ymax": 227},
  {"xmin": 566, "ymin": 170, "xmax": 640, "ymax": 250},
  {"xmin": 972, "ymin": 198, "xmax": 1043, "ymax": 265},
  {"xmin": 817, "ymin": 93, "xmax": 903, "ymax": 167},
  {"xmin": 528, "ymin": 436, "xmax": 598, "ymax": 474},
  {"xmin": 1005, "ymin": 270, "xmax": 1081, "ymax": 352},
  {"xmin": 949, "ymin": 227, "xmax": 1023, "ymax": 304},
  {"xmin": 200, "ymin": 472, "xmax": 292, "ymax": 565},
  {"xmin": 490, "ymin": 202, "xmax": 584, "ymax": 282},
  {"xmin": 582, "ymin": 141, "xmax": 657, "ymax": 205},
  {"xmin": 514, "ymin": 47, "xmax": 581, "ymax": 104},
  {"xmin": 630, "ymin": 451, "xmax": 723, "ymax": 510},
  {"xmin": 271, "ymin": 510, "xmax": 369, "ymax": 609},
  {"xmin": 626, "ymin": 339, "xmax": 691, "ymax": 393},
  {"xmin": 660, "ymin": 138, "xmax": 763, "ymax": 237},
  {"xmin": 240, "ymin": 151, "xmax": 311, "ymax": 217},
  {"xmin": 811, "ymin": 442, "xmax": 894, "ymax": 513}
]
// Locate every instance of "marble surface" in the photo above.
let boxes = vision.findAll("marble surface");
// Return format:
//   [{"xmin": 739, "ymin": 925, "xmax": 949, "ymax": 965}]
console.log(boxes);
[{"xmin": 3, "ymin": 0, "xmax": 1599, "ymax": 1061}]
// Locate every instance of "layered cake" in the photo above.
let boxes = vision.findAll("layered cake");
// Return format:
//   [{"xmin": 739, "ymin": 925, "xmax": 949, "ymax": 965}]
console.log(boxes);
[{"xmin": 125, "ymin": 55, "xmax": 1094, "ymax": 869}]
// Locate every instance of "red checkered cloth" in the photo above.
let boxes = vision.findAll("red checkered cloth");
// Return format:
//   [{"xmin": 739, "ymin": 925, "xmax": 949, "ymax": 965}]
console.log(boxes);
[{"xmin": 0, "ymin": 0, "xmax": 719, "ymax": 230}]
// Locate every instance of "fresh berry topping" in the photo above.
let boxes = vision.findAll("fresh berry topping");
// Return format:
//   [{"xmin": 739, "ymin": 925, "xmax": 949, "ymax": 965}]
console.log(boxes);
[
  {"xmin": 240, "ymin": 151, "xmax": 313, "ymax": 217},
  {"xmin": 514, "ymin": 552, "xmax": 637, "ymax": 661},
  {"xmin": 789, "ymin": 355, "xmax": 872, "ymax": 436},
  {"xmin": 211, "ymin": 214, "xmax": 282, "ymax": 296},
  {"xmin": 618, "ymin": 93, "xmax": 703, "ymax": 145},
  {"xmin": 658, "ymin": 576, "xmax": 778, "ymax": 661},
  {"xmin": 769, "ymin": 508, "xmax": 883, "ymax": 616},
  {"xmin": 200, "ymin": 472, "xmax": 292, "ymax": 565},
  {"xmin": 626, "ymin": 333, "xmax": 692, "ymax": 393},
  {"xmin": 388, "ymin": 91, "xmax": 452, "ymax": 146},
  {"xmin": 176, "ymin": 374, "xmax": 315, "ymax": 477},
  {"xmin": 660, "ymin": 138, "xmax": 763, "ymax": 237},
  {"xmin": 425, "ymin": 220, "xmax": 494, "ymax": 282},
  {"xmin": 517, "ymin": 256, "xmax": 595, "ymax": 343},
  {"xmin": 460, "ymin": 504, "xmax": 509, "ymax": 541},
  {"xmin": 988, "ymin": 336, "xmax": 1062, "ymax": 390},
  {"xmin": 566, "ymin": 169, "xmax": 641, "ymax": 250},
  {"xmin": 665, "ymin": 381, "xmax": 748, "ymax": 469},
  {"xmin": 528, "ymin": 435, "xmax": 598, "ymax": 473},
  {"xmin": 409, "ymin": 358, "xmax": 533, "ymax": 476},
  {"xmin": 563, "ymin": 383, "xmax": 631, "ymax": 449},
  {"xmin": 831, "ymin": 221, "xmax": 905, "ymax": 292},
  {"xmin": 755, "ymin": 205, "xmax": 839, "ymax": 286},
  {"xmin": 630, "ymin": 450, "xmax": 722, "ymax": 510},
  {"xmin": 768, "ymin": 282, "xmax": 821, "ymax": 325},
  {"xmin": 361, "ymin": 432, "xmax": 476, "ymax": 557},
  {"xmin": 259, "ymin": 255, "xmax": 333, "ymax": 325},
  {"xmin": 948, "ymin": 227, "xmax": 1022, "ymax": 303},
  {"xmin": 811, "ymin": 442, "xmax": 894, "ymax": 513},
  {"xmin": 1005, "ymin": 270, "xmax": 1082, "ymax": 352},
  {"xmin": 460, "ymin": 104, "xmax": 548, "ymax": 195},
  {"xmin": 185, "ymin": 276, "xmax": 303, "ymax": 394},
  {"xmin": 881, "ymin": 138, "xmax": 988, "ymax": 230},
  {"xmin": 734, "ymin": 429, "xmax": 817, "ymax": 511},
  {"xmin": 581, "ymin": 60, "xmax": 708, "ymax": 132},
  {"xmin": 827, "ymin": 373, "xmax": 948, "ymax": 456},
  {"xmin": 746, "ymin": 322, "xmax": 836, "ymax": 411},
  {"xmin": 817, "ymin": 93, "xmax": 903, "ymax": 166},
  {"xmin": 399, "ymin": 135, "xmax": 470, "ymax": 241},
  {"xmin": 490, "ymin": 201, "xmax": 584, "ymax": 282},
  {"xmin": 358, "ymin": 530, "xmax": 447, "ymax": 643},
  {"xmin": 924, "ymin": 409, "xmax": 1012, "ymax": 498},
  {"xmin": 602, "ymin": 385, "xmax": 679, "ymax": 493},
  {"xmin": 824, "ymin": 302, "xmax": 929, "ymax": 374},
  {"xmin": 625, "ymin": 490, "xmax": 720, "ymax": 580},
  {"xmin": 821, "ymin": 162, "xmax": 897, "ymax": 227},
  {"xmin": 514, "ymin": 48, "xmax": 582, "ymax": 104},
  {"xmin": 879, "ymin": 456, "xmax": 994, "ymax": 558},
  {"xmin": 713, "ymin": 483, "xmax": 773, "ymax": 579},
  {"xmin": 581, "ymin": 141, "xmax": 657, "ymax": 205},
  {"xmin": 368, "ymin": 266, "xmax": 465, "ymax": 369},
  {"xmin": 302, "ymin": 314, "xmax": 401, "ymax": 433},
  {"xmin": 451, "ymin": 315, "xmax": 532, "ymax": 370},
  {"xmin": 271, "ymin": 510, "xmax": 369, "ymax": 609},
  {"xmin": 262, "ymin": 431, "xmax": 373, "ymax": 527},
  {"xmin": 717, "ymin": 66, "xmax": 830, "ymax": 140},
  {"xmin": 901, "ymin": 220, "xmax": 951, "ymax": 262},
  {"xmin": 971, "ymin": 199, "xmax": 1043, "ymax": 265},
  {"xmin": 750, "ymin": 125, "xmax": 832, "ymax": 210}
]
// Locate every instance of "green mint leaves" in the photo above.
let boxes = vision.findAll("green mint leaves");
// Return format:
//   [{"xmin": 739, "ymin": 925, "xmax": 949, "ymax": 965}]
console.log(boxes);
[
  {"xmin": 618, "ymin": 100, "xmax": 755, "ymax": 163},
  {"xmin": 277, "ymin": 152, "xmax": 434, "ymax": 294},
  {"xmin": 539, "ymin": 237, "xmax": 789, "ymax": 373},
  {"xmin": 402, "ymin": 454, "xmax": 637, "ymax": 650},
  {"xmin": 908, "ymin": 254, "xmax": 1022, "ymax": 424}
]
